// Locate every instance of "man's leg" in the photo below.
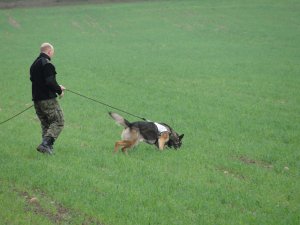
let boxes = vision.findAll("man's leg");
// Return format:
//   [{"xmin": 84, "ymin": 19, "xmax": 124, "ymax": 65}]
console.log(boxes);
[
  {"xmin": 34, "ymin": 102, "xmax": 50, "ymax": 138},
  {"xmin": 34, "ymin": 101, "xmax": 53, "ymax": 154},
  {"xmin": 35, "ymin": 99, "xmax": 64, "ymax": 154},
  {"xmin": 44, "ymin": 99, "xmax": 64, "ymax": 151}
]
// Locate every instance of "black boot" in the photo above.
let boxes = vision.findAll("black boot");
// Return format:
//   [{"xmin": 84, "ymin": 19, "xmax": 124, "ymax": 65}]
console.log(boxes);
[
  {"xmin": 48, "ymin": 137, "xmax": 55, "ymax": 152},
  {"xmin": 37, "ymin": 137, "xmax": 54, "ymax": 154}
]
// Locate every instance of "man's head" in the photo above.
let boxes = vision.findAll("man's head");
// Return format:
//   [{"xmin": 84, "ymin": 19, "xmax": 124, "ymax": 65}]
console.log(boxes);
[{"xmin": 40, "ymin": 43, "xmax": 54, "ymax": 58}]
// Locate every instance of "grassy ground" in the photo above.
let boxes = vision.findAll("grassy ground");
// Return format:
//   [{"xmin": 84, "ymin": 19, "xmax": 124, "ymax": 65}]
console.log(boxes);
[{"xmin": 0, "ymin": 0, "xmax": 300, "ymax": 224}]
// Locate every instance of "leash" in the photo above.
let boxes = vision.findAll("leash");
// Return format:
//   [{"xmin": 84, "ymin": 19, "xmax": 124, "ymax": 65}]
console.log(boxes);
[
  {"xmin": 0, "ymin": 89, "xmax": 147, "ymax": 126},
  {"xmin": 66, "ymin": 89, "xmax": 147, "ymax": 121},
  {"xmin": 0, "ymin": 104, "xmax": 34, "ymax": 126}
]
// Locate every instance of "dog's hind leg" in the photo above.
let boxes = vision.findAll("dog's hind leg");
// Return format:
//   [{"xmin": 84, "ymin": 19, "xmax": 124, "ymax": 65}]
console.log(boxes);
[
  {"xmin": 114, "ymin": 140, "xmax": 136, "ymax": 154},
  {"xmin": 114, "ymin": 141, "xmax": 127, "ymax": 153},
  {"xmin": 114, "ymin": 142, "xmax": 121, "ymax": 153},
  {"xmin": 114, "ymin": 129, "xmax": 139, "ymax": 154},
  {"xmin": 121, "ymin": 146, "xmax": 128, "ymax": 155},
  {"xmin": 158, "ymin": 132, "xmax": 169, "ymax": 150}
]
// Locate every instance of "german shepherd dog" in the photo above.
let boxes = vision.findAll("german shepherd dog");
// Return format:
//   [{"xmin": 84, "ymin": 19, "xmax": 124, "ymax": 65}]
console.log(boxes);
[{"xmin": 109, "ymin": 112, "xmax": 184, "ymax": 153}]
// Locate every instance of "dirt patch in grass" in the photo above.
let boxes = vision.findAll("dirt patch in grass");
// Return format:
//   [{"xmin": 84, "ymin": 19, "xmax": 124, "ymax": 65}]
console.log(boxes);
[
  {"xmin": 217, "ymin": 155, "xmax": 274, "ymax": 179},
  {"xmin": 8, "ymin": 15, "xmax": 21, "ymax": 28},
  {"xmin": 238, "ymin": 156, "xmax": 273, "ymax": 169},
  {"xmin": 18, "ymin": 190, "xmax": 70, "ymax": 224},
  {"xmin": 0, "ymin": 0, "xmax": 147, "ymax": 9},
  {"xmin": 14, "ymin": 188, "xmax": 104, "ymax": 225}
]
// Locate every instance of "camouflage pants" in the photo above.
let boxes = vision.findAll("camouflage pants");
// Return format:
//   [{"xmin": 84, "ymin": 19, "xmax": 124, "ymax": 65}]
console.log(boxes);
[{"xmin": 34, "ymin": 98, "xmax": 64, "ymax": 139}]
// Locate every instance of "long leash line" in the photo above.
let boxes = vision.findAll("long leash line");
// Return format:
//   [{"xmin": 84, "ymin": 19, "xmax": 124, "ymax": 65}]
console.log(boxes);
[
  {"xmin": 0, "ymin": 104, "xmax": 34, "ymax": 126},
  {"xmin": 67, "ymin": 89, "xmax": 146, "ymax": 121},
  {"xmin": 0, "ymin": 89, "xmax": 146, "ymax": 126}
]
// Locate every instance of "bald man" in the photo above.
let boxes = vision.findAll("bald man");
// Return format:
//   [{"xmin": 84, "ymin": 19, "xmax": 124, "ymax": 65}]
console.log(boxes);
[{"xmin": 30, "ymin": 43, "xmax": 66, "ymax": 154}]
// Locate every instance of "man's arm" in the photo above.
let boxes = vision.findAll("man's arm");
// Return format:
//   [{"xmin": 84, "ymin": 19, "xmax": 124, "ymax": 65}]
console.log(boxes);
[{"xmin": 44, "ymin": 63, "xmax": 63, "ymax": 96}]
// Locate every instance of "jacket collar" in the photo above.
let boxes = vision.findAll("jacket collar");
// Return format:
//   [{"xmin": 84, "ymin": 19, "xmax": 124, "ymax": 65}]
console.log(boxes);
[{"xmin": 40, "ymin": 52, "xmax": 51, "ymax": 61}]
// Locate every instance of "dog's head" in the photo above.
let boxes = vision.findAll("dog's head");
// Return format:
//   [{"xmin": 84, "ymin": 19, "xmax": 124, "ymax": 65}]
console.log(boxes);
[
  {"xmin": 157, "ymin": 123, "xmax": 184, "ymax": 149},
  {"xmin": 167, "ymin": 132, "xmax": 184, "ymax": 149}
]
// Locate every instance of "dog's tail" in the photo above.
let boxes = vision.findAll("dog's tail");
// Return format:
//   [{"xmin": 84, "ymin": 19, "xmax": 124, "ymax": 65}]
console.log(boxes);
[{"xmin": 109, "ymin": 112, "xmax": 131, "ymax": 128}]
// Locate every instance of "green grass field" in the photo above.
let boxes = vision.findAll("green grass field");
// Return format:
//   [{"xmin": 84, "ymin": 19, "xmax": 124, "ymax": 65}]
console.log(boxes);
[{"xmin": 1, "ymin": 0, "xmax": 300, "ymax": 224}]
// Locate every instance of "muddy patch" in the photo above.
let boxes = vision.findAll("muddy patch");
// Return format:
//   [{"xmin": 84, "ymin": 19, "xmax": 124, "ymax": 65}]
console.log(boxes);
[
  {"xmin": 238, "ymin": 156, "xmax": 273, "ymax": 169},
  {"xmin": 18, "ymin": 190, "xmax": 72, "ymax": 223},
  {"xmin": 13, "ymin": 188, "xmax": 105, "ymax": 225}
]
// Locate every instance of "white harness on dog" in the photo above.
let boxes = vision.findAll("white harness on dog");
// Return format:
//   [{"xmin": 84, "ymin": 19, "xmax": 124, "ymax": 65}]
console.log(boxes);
[{"xmin": 154, "ymin": 122, "xmax": 168, "ymax": 134}]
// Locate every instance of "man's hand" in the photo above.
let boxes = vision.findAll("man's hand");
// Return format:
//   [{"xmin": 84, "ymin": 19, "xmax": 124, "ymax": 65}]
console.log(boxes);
[
  {"xmin": 59, "ymin": 85, "xmax": 66, "ymax": 98},
  {"xmin": 60, "ymin": 85, "xmax": 66, "ymax": 91}
]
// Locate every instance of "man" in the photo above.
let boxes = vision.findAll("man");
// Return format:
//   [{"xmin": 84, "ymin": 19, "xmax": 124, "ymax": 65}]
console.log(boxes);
[{"xmin": 30, "ymin": 43, "xmax": 66, "ymax": 154}]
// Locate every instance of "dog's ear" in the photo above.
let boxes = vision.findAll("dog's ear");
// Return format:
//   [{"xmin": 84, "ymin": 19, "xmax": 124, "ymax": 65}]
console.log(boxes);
[{"xmin": 179, "ymin": 134, "xmax": 184, "ymax": 140}]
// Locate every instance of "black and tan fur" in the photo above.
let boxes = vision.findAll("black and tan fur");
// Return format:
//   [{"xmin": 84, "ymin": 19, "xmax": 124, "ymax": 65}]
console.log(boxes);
[{"xmin": 109, "ymin": 112, "xmax": 184, "ymax": 154}]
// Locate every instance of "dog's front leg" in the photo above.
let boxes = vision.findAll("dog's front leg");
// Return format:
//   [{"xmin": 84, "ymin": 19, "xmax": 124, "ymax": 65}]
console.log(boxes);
[{"xmin": 158, "ymin": 132, "xmax": 169, "ymax": 151}]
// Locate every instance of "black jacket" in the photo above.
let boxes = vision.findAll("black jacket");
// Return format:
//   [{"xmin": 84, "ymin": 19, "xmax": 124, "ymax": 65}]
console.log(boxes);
[{"xmin": 30, "ymin": 53, "xmax": 62, "ymax": 101}]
